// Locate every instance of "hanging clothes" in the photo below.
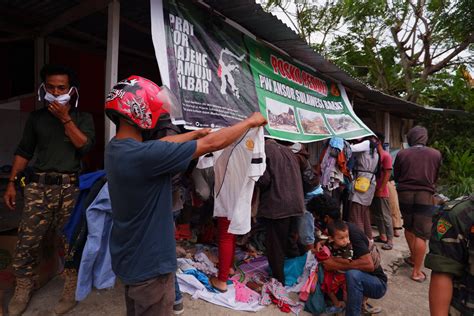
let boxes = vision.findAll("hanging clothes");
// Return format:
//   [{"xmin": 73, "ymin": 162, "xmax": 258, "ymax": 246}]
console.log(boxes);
[
  {"xmin": 64, "ymin": 171, "xmax": 107, "ymax": 270},
  {"xmin": 320, "ymin": 149, "xmax": 344, "ymax": 191},
  {"xmin": 191, "ymin": 166, "xmax": 214, "ymax": 202},
  {"xmin": 213, "ymin": 127, "xmax": 266, "ymax": 235},
  {"xmin": 76, "ymin": 182, "xmax": 115, "ymax": 301},
  {"xmin": 318, "ymin": 138, "xmax": 353, "ymax": 192},
  {"xmin": 63, "ymin": 170, "xmax": 106, "ymax": 243},
  {"xmin": 329, "ymin": 137, "xmax": 344, "ymax": 151}
]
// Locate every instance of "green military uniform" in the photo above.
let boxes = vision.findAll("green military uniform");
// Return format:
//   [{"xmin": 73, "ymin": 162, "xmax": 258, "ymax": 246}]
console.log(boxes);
[
  {"xmin": 15, "ymin": 108, "xmax": 95, "ymax": 172},
  {"xmin": 13, "ymin": 108, "xmax": 95, "ymax": 279},
  {"xmin": 425, "ymin": 195, "xmax": 474, "ymax": 316}
]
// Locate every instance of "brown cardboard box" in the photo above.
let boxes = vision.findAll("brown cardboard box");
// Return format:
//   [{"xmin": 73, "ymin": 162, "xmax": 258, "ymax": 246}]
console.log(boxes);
[{"xmin": 0, "ymin": 230, "xmax": 59, "ymax": 290}]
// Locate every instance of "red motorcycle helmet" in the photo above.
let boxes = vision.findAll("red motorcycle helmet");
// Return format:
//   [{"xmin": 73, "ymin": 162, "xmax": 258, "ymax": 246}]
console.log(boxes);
[{"xmin": 105, "ymin": 75, "xmax": 174, "ymax": 130}]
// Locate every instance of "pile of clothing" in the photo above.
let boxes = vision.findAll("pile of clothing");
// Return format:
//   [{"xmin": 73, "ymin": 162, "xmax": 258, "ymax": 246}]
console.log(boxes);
[{"xmin": 175, "ymin": 248, "xmax": 331, "ymax": 315}]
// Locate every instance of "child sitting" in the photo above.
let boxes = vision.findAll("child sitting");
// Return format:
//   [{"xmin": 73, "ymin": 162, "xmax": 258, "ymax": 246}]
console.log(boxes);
[{"xmin": 316, "ymin": 220, "xmax": 353, "ymax": 309}]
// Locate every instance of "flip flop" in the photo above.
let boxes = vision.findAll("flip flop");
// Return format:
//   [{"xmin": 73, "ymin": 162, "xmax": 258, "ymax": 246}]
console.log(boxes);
[
  {"xmin": 210, "ymin": 277, "xmax": 228, "ymax": 293},
  {"xmin": 403, "ymin": 257, "xmax": 414, "ymax": 267},
  {"xmin": 382, "ymin": 243, "xmax": 393, "ymax": 250},
  {"xmin": 411, "ymin": 271, "xmax": 427, "ymax": 283},
  {"xmin": 373, "ymin": 236, "xmax": 388, "ymax": 244},
  {"xmin": 363, "ymin": 302, "xmax": 382, "ymax": 314}
]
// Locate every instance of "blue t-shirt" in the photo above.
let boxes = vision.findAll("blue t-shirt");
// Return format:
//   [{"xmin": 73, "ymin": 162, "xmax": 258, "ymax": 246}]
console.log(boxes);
[{"xmin": 105, "ymin": 137, "xmax": 196, "ymax": 284}]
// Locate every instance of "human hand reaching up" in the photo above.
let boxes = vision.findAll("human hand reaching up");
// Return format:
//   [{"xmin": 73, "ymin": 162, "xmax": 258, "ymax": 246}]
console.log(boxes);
[{"xmin": 246, "ymin": 112, "xmax": 267, "ymax": 128}]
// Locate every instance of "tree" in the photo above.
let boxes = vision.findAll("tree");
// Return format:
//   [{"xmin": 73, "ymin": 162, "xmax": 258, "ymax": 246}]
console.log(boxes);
[
  {"xmin": 262, "ymin": 0, "xmax": 345, "ymax": 49},
  {"xmin": 264, "ymin": 0, "xmax": 474, "ymax": 106}
]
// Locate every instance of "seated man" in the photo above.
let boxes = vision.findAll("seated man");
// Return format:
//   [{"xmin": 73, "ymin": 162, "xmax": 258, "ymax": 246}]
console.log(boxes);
[{"xmin": 307, "ymin": 195, "xmax": 387, "ymax": 316}]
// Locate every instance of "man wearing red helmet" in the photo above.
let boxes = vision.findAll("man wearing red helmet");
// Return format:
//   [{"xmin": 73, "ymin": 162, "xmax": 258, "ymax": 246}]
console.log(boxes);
[{"xmin": 104, "ymin": 76, "xmax": 267, "ymax": 315}]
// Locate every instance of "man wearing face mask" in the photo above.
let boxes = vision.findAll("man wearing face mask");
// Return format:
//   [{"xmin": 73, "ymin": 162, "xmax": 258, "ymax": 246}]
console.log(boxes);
[{"xmin": 3, "ymin": 64, "xmax": 95, "ymax": 316}]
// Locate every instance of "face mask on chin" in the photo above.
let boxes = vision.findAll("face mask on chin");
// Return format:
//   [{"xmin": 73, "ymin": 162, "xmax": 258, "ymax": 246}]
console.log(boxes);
[{"xmin": 38, "ymin": 84, "xmax": 79, "ymax": 107}]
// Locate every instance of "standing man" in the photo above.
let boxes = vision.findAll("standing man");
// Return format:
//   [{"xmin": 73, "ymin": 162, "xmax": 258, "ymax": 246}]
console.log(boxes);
[
  {"xmin": 3, "ymin": 64, "xmax": 95, "ymax": 315},
  {"xmin": 104, "ymin": 76, "xmax": 267, "ymax": 315},
  {"xmin": 425, "ymin": 195, "xmax": 473, "ymax": 316},
  {"xmin": 394, "ymin": 126, "xmax": 442, "ymax": 283},
  {"xmin": 257, "ymin": 139, "xmax": 305, "ymax": 284},
  {"xmin": 372, "ymin": 133, "xmax": 394, "ymax": 250}
]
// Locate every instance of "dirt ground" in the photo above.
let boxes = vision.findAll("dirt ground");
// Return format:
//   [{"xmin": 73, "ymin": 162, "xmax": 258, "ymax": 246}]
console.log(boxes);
[{"xmin": 1, "ymin": 229, "xmax": 431, "ymax": 316}]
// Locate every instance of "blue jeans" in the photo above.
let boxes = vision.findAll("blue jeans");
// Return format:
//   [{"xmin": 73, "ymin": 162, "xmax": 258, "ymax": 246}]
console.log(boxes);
[{"xmin": 345, "ymin": 269, "xmax": 387, "ymax": 316}]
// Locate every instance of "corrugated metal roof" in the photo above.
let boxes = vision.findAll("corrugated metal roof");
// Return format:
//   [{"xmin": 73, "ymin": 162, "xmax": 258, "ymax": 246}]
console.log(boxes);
[{"xmin": 201, "ymin": 0, "xmax": 429, "ymax": 117}]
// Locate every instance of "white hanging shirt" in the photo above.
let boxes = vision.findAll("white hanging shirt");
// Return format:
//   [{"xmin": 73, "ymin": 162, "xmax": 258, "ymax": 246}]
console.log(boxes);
[
  {"xmin": 196, "ymin": 151, "xmax": 222, "ymax": 169},
  {"xmin": 213, "ymin": 127, "xmax": 266, "ymax": 235}
]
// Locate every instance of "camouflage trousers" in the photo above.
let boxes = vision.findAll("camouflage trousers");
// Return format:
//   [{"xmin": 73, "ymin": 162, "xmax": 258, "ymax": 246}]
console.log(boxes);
[{"xmin": 13, "ymin": 182, "xmax": 79, "ymax": 278}]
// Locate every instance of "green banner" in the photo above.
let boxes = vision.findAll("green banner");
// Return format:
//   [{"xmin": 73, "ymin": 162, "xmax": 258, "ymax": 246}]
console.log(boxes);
[
  {"xmin": 151, "ymin": 0, "xmax": 373, "ymax": 142},
  {"xmin": 245, "ymin": 39, "xmax": 372, "ymax": 141}
]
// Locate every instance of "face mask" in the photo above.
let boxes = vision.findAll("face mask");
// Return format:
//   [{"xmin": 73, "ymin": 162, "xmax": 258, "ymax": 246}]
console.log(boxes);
[
  {"xmin": 44, "ymin": 91, "xmax": 71, "ymax": 105},
  {"xmin": 38, "ymin": 84, "xmax": 79, "ymax": 107}
]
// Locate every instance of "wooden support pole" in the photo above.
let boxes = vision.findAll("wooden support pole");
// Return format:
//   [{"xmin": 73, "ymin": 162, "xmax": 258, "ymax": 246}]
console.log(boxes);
[{"xmin": 104, "ymin": 0, "xmax": 120, "ymax": 143}]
